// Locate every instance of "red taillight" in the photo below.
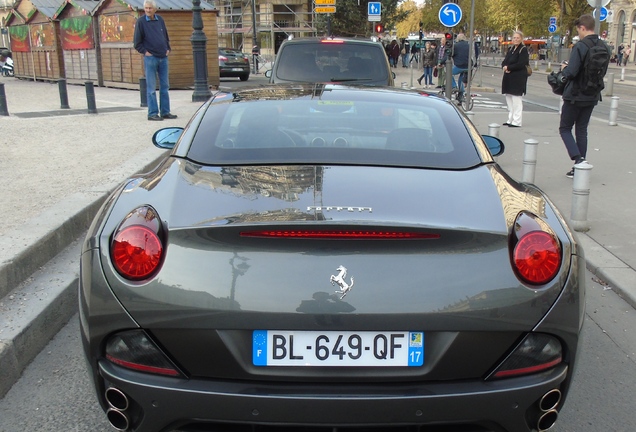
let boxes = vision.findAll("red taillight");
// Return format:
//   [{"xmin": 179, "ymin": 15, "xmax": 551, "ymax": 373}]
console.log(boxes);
[
  {"xmin": 510, "ymin": 212, "xmax": 562, "ymax": 286},
  {"xmin": 111, "ymin": 206, "xmax": 164, "ymax": 280},
  {"xmin": 112, "ymin": 226, "xmax": 163, "ymax": 279},
  {"xmin": 106, "ymin": 330, "xmax": 181, "ymax": 377},
  {"xmin": 219, "ymin": 55, "xmax": 228, "ymax": 61},
  {"xmin": 513, "ymin": 231, "xmax": 561, "ymax": 285},
  {"xmin": 321, "ymin": 39, "xmax": 345, "ymax": 44},
  {"xmin": 490, "ymin": 333, "xmax": 562, "ymax": 379},
  {"xmin": 240, "ymin": 230, "xmax": 440, "ymax": 239}
]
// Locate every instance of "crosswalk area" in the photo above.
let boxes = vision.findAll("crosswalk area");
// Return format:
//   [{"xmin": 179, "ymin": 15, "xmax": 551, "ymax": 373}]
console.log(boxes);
[{"xmin": 467, "ymin": 93, "xmax": 507, "ymax": 110}]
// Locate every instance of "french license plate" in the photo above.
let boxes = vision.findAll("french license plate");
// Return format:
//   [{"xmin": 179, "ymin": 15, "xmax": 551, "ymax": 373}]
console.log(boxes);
[
  {"xmin": 253, "ymin": 330, "xmax": 424, "ymax": 367},
  {"xmin": 231, "ymin": 68, "xmax": 244, "ymax": 71}
]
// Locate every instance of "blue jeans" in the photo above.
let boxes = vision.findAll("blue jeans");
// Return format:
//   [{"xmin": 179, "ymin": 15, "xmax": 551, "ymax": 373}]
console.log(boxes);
[
  {"xmin": 144, "ymin": 55, "xmax": 170, "ymax": 117},
  {"xmin": 451, "ymin": 65, "xmax": 468, "ymax": 94}
]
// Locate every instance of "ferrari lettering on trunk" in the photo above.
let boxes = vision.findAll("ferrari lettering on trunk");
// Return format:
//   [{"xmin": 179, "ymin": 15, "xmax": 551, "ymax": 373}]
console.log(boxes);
[{"xmin": 307, "ymin": 206, "xmax": 372, "ymax": 213}]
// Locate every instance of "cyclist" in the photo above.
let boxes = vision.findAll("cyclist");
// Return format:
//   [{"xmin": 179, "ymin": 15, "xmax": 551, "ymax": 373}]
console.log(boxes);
[{"xmin": 451, "ymin": 33, "xmax": 470, "ymax": 101}]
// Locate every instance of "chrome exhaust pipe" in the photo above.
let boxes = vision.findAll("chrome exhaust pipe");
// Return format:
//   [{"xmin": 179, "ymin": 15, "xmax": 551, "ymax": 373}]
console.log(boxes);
[
  {"xmin": 539, "ymin": 389, "xmax": 562, "ymax": 412},
  {"xmin": 537, "ymin": 409, "xmax": 558, "ymax": 431},
  {"xmin": 106, "ymin": 408, "xmax": 130, "ymax": 431},
  {"xmin": 105, "ymin": 387, "xmax": 129, "ymax": 411}
]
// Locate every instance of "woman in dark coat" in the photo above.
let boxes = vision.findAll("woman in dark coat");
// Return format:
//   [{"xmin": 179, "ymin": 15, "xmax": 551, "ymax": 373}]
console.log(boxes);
[{"xmin": 501, "ymin": 31, "xmax": 529, "ymax": 127}]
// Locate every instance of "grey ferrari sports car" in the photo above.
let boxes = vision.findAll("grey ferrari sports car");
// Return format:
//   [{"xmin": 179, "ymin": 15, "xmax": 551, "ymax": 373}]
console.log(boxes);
[{"xmin": 79, "ymin": 84, "xmax": 585, "ymax": 432}]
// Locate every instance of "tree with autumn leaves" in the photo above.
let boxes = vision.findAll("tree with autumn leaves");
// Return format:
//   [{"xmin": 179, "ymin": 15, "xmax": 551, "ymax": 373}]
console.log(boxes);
[{"xmin": 316, "ymin": 0, "xmax": 607, "ymax": 41}]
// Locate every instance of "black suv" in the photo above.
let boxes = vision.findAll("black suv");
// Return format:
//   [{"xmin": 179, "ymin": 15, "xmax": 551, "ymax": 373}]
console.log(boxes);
[{"xmin": 266, "ymin": 37, "xmax": 394, "ymax": 86}]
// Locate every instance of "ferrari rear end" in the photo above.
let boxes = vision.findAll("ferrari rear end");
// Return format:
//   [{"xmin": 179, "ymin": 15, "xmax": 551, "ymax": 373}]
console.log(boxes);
[{"xmin": 79, "ymin": 85, "xmax": 585, "ymax": 432}]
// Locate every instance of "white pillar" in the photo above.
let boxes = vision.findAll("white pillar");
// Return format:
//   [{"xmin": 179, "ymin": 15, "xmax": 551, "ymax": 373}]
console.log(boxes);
[
  {"xmin": 521, "ymin": 138, "xmax": 539, "ymax": 183},
  {"xmin": 608, "ymin": 96, "xmax": 619, "ymax": 126},
  {"xmin": 570, "ymin": 162, "xmax": 593, "ymax": 232},
  {"xmin": 488, "ymin": 123, "xmax": 500, "ymax": 138}
]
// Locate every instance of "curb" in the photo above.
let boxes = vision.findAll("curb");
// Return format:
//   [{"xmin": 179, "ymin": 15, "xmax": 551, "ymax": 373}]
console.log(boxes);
[{"xmin": 0, "ymin": 148, "xmax": 168, "ymax": 399}]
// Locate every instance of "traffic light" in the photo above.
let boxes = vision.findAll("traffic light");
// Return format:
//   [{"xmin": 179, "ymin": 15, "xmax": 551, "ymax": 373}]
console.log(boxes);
[
  {"xmin": 375, "ymin": 23, "xmax": 384, "ymax": 34},
  {"xmin": 444, "ymin": 32, "xmax": 454, "ymax": 53}
]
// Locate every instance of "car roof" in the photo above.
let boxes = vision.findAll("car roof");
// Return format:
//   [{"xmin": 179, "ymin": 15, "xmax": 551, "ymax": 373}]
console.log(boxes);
[{"xmin": 280, "ymin": 37, "xmax": 383, "ymax": 46}]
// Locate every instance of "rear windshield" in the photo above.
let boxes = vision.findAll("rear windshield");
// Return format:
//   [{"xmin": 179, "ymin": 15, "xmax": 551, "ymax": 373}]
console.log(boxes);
[
  {"xmin": 186, "ymin": 91, "xmax": 481, "ymax": 169},
  {"xmin": 273, "ymin": 42, "xmax": 390, "ymax": 84}
]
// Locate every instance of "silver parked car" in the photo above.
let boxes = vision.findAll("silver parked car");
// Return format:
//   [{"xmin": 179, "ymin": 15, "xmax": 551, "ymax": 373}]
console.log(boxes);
[{"xmin": 80, "ymin": 84, "xmax": 585, "ymax": 432}]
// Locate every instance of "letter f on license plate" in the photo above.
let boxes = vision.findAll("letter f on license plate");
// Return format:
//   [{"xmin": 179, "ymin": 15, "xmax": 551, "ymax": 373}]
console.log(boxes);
[{"xmin": 253, "ymin": 330, "xmax": 424, "ymax": 367}]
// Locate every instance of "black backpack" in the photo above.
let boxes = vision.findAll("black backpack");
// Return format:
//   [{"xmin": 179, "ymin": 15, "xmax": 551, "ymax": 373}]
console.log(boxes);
[{"xmin": 578, "ymin": 38, "xmax": 610, "ymax": 96}]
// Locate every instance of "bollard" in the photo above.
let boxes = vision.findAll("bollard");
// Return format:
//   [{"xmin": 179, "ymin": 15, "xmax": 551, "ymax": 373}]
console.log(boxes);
[
  {"xmin": 139, "ymin": 77, "xmax": 148, "ymax": 108},
  {"xmin": 608, "ymin": 96, "xmax": 619, "ymax": 126},
  {"xmin": 488, "ymin": 123, "xmax": 501, "ymax": 138},
  {"xmin": 465, "ymin": 111, "xmax": 474, "ymax": 122},
  {"xmin": 570, "ymin": 162, "xmax": 593, "ymax": 232},
  {"xmin": 0, "ymin": 83, "xmax": 8, "ymax": 116},
  {"xmin": 534, "ymin": 60, "xmax": 538, "ymax": 71},
  {"xmin": 401, "ymin": 82, "xmax": 408, "ymax": 89},
  {"xmin": 85, "ymin": 81, "xmax": 97, "ymax": 114},
  {"xmin": 605, "ymin": 73, "xmax": 614, "ymax": 97},
  {"xmin": 547, "ymin": 61, "xmax": 551, "ymax": 71},
  {"xmin": 521, "ymin": 138, "xmax": 539, "ymax": 183},
  {"xmin": 58, "ymin": 79, "xmax": 70, "ymax": 109},
  {"xmin": 620, "ymin": 67, "xmax": 625, "ymax": 82}
]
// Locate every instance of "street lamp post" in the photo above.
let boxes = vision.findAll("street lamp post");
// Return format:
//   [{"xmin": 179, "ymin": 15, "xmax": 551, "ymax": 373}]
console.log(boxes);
[{"xmin": 191, "ymin": 0, "xmax": 211, "ymax": 102}]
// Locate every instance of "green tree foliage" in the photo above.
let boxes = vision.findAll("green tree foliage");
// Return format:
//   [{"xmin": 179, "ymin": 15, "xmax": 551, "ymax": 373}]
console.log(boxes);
[
  {"xmin": 318, "ymin": 0, "xmax": 598, "ymax": 41},
  {"xmin": 395, "ymin": 1, "xmax": 422, "ymax": 38}
]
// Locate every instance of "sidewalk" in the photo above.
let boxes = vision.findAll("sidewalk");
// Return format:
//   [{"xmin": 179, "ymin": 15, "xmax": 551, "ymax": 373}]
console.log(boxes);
[{"xmin": 1, "ymin": 69, "xmax": 635, "ymax": 398}]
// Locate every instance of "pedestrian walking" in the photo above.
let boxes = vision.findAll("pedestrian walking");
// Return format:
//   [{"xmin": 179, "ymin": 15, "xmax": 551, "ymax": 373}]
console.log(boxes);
[
  {"xmin": 501, "ymin": 31, "xmax": 529, "ymax": 128},
  {"xmin": 622, "ymin": 45, "xmax": 631, "ymax": 66},
  {"xmin": 410, "ymin": 42, "xmax": 419, "ymax": 65},
  {"xmin": 388, "ymin": 40, "xmax": 400, "ymax": 68},
  {"xmin": 401, "ymin": 40, "xmax": 410, "ymax": 68},
  {"xmin": 436, "ymin": 41, "xmax": 447, "ymax": 88},
  {"xmin": 417, "ymin": 41, "xmax": 437, "ymax": 88},
  {"xmin": 558, "ymin": 14, "xmax": 610, "ymax": 178},
  {"xmin": 617, "ymin": 44, "xmax": 624, "ymax": 66},
  {"xmin": 134, "ymin": 0, "xmax": 177, "ymax": 121}
]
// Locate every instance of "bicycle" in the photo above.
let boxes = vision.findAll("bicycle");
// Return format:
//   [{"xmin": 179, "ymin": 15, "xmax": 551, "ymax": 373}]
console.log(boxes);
[
  {"xmin": 438, "ymin": 64, "xmax": 478, "ymax": 112},
  {"xmin": 252, "ymin": 54, "xmax": 270, "ymax": 73}
]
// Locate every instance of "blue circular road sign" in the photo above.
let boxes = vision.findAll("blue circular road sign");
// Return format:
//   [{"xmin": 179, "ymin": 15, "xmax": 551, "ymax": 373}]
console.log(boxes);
[
  {"xmin": 549, "ymin": 24, "xmax": 557, "ymax": 33},
  {"xmin": 439, "ymin": 3, "xmax": 462, "ymax": 28}
]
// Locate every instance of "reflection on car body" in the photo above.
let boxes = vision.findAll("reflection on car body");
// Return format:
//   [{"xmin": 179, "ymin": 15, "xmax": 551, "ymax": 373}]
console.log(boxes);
[{"xmin": 80, "ymin": 84, "xmax": 585, "ymax": 432}]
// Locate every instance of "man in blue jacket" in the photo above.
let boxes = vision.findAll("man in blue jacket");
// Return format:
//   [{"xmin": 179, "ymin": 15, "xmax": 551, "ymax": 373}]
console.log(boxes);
[
  {"xmin": 451, "ymin": 34, "xmax": 470, "ymax": 100},
  {"xmin": 559, "ymin": 14, "xmax": 610, "ymax": 178},
  {"xmin": 134, "ymin": 0, "xmax": 177, "ymax": 121}
]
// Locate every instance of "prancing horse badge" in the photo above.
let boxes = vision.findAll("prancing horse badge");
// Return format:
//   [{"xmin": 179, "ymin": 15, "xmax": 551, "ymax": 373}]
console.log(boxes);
[{"xmin": 330, "ymin": 265, "xmax": 355, "ymax": 299}]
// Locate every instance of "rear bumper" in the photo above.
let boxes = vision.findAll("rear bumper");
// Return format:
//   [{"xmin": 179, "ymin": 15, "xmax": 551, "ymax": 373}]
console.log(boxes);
[
  {"xmin": 219, "ymin": 66, "xmax": 250, "ymax": 77},
  {"xmin": 98, "ymin": 360, "xmax": 569, "ymax": 432}
]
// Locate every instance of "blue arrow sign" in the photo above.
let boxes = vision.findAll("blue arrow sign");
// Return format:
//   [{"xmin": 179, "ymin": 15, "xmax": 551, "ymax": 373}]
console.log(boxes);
[
  {"xmin": 549, "ymin": 24, "xmax": 557, "ymax": 33},
  {"xmin": 368, "ymin": 2, "xmax": 381, "ymax": 16},
  {"xmin": 592, "ymin": 7, "xmax": 608, "ymax": 21},
  {"xmin": 438, "ymin": 3, "xmax": 462, "ymax": 28}
]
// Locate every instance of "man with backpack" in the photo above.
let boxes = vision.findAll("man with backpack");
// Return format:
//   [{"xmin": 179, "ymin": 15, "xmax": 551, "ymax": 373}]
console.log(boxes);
[{"xmin": 559, "ymin": 14, "xmax": 610, "ymax": 178}]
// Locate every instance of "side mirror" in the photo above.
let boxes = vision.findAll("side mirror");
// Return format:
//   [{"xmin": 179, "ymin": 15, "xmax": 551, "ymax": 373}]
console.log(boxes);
[
  {"xmin": 264, "ymin": 69, "xmax": 272, "ymax": 78},
  {"xmin": 152, "ymin": 127, "xmax": 183, "ymax": 150},
  {"xmin": 481, "ymin": 135, "xmax": 505, "ymax": 157}
]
